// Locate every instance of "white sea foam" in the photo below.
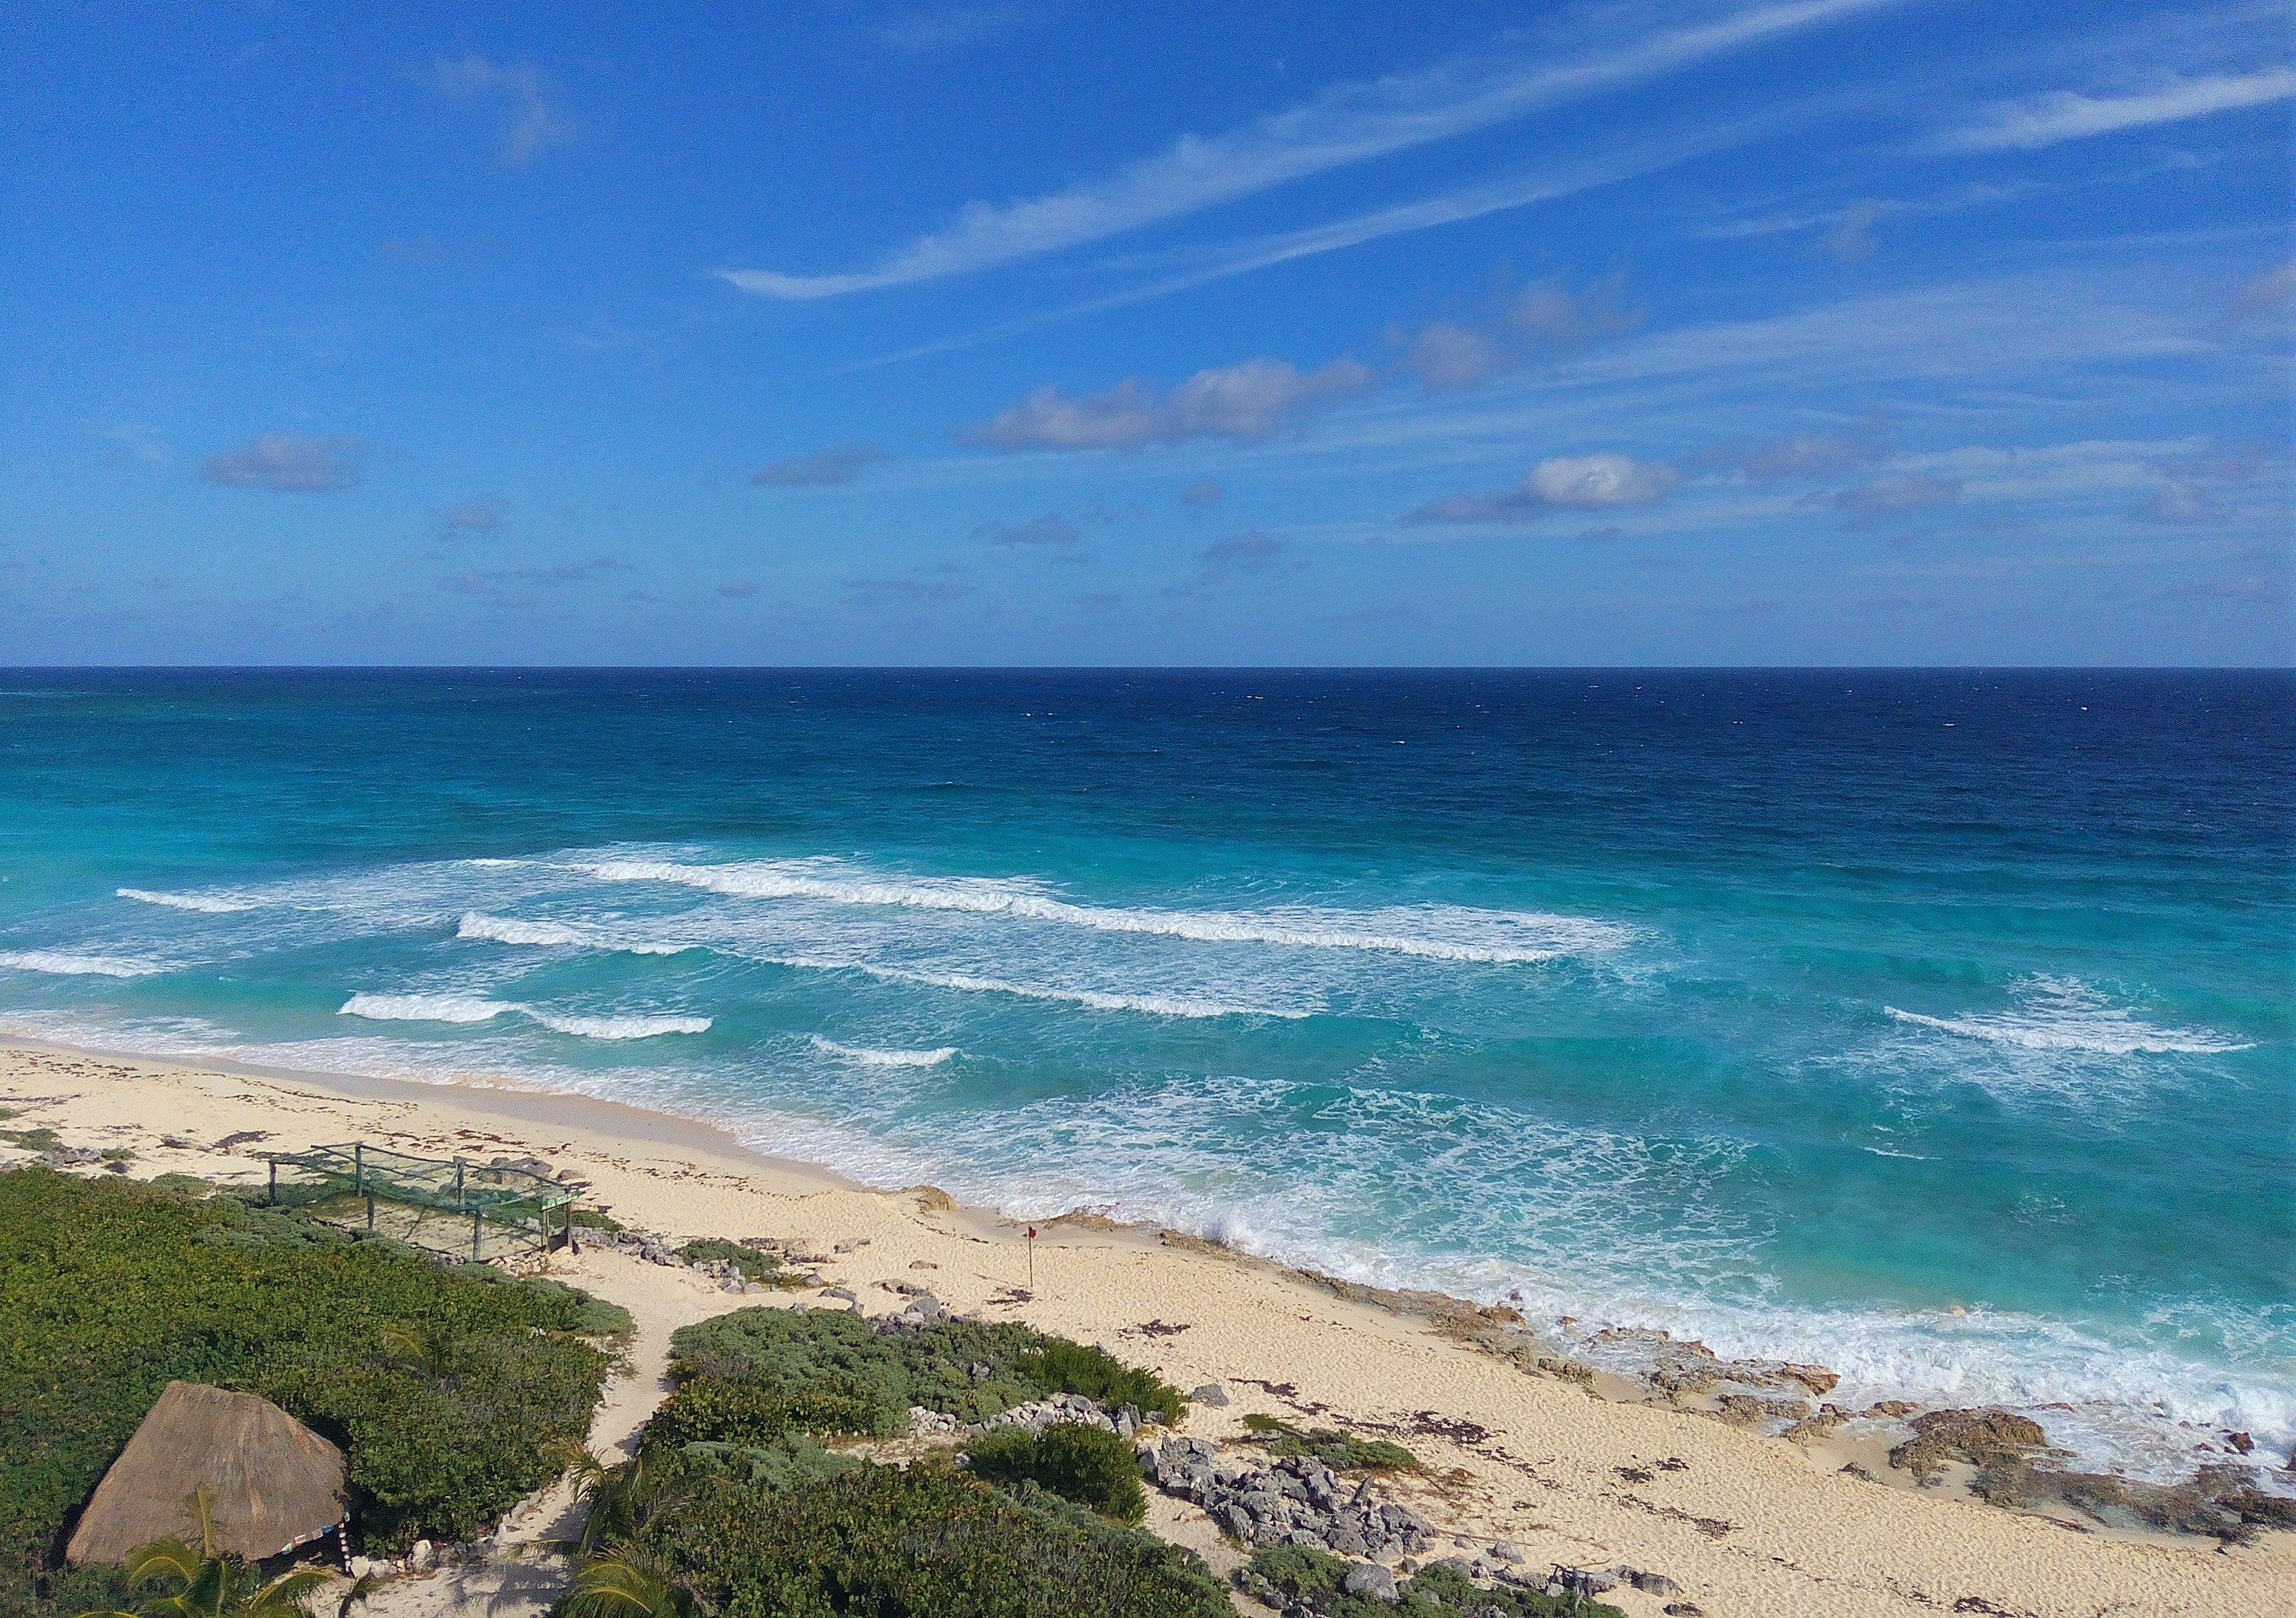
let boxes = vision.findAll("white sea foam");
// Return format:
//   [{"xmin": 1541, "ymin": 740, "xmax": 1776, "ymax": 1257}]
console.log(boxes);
[
  {"xmin": 531, "ymin": 1012, "xmax": 711, "ymax": 1039},
  {"xmin": 1886, "ymin": 976, "xmax": 2252, "ymax": 1056},
  {"xmin": 457, "ymin": 913, "xmax": 586, "ymax": 946},
  {"xmin": 117, "ymin": 887, "xmax": 261, "ymax": 913},
  {"xmin": 456, "ymin": 911, "xmax": 692, "ymax": 955},
  {"xmin": 577, "ymin": 857, "xmax": 1627, "ymax": 963},
  {"xmin": 340, "ymin": 993, "xmax": 512, "ymax": 1023},
  {"xmin": 809, "ymin": 1036, "xmax": 956, "ymax": 1067},
  {"xmin": 0, "ymin": 950, "xmax": 166, "ymax": 978},
  {"xmin": 833, "ymin": 959, "xmax": 1310, "ymax": 1020},
  {"xmin": 340, "ymin": 991, "xmax": 706, "ymax": 1038}
]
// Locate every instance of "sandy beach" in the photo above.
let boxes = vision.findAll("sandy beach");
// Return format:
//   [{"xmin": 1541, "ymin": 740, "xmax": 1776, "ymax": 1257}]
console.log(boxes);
[{"xmin": 4, "ymin": 1036, "xmax": 2287, "ymax": 1618}]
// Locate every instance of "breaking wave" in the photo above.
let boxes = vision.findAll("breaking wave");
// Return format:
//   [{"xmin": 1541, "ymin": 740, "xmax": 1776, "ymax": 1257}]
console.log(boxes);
[
  {"xmin": 809, "ymin": 1036, "xmax": 956, "ymax": 1067},
  {"xmin": 576, "ymin": 857, "xmax": 1626, "ymax": 963},
  {"xmin": 117, "ymin": 888, "xmax": 260, "ymax": 913},
  {"xmin": 0, "ymin": 951, "xmax": 166, "ymax": 978},
  {"xmin": 1886, "ymin": 976, "xmax": 2252, "ymax": 1056},
  {"xmin": 339, "ymin": 993, "xmax": 707, "ymax": 1039}
]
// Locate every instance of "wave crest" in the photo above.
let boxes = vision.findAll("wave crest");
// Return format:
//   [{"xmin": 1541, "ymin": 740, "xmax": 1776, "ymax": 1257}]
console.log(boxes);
[
  {"xmin": 117, "ymin": 888, "xmax": 260, "ymax": 913},
  {"xmin": 0, "ymin": 951, "xmax": 164, "ymax": 978},
  {"xmin": 1886, "ymin": 976, "xmax": 2252, "ymax": 1056},
  {"xmin": 339, "ymin": 991, "xmax": 707, "ymax": 1039},
  {"xmin": 810, "ymin": 1036, "xmax": 956, "ymax": 1067},
  {"xmin": 577, "ymin": 857, "xmax": 1626, "ymax": 964}
]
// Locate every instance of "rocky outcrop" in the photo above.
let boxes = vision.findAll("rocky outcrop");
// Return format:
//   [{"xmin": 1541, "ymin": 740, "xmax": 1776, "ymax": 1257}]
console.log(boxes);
[
  {"xmin": 1142, "ymin": 1437, "xmax": 1436, "ymax": 1557},
  {"xmin": 1887, "ymin": 1408, "xmax": 2047, "ymax": 1479}
]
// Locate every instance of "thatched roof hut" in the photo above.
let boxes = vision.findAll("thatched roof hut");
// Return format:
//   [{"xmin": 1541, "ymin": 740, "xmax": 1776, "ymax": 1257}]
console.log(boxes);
[{"xmin": 66, "ymin": 1382, "xmax": 346, "ymax": 1564}]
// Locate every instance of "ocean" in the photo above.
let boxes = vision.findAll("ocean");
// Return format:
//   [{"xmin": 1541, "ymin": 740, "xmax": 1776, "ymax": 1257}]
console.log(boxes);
[{"xmin": 1, "ymin": 668, "xmax": 2288, "ymax": 1479}]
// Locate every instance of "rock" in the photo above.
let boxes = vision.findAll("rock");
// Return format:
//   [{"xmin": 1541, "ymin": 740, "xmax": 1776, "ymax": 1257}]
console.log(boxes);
[
  {"xmin": 1663, "ymin": 1605, "xmax": 1706, "ymax": 1617},
  {"xmin": 1622, "ymin": 1568, "xmax": 1684, "ymax": 1595},
  {"xmin": 1489, "ymin": 1540, "xmax": 1526, "ymax": 1563},
  {"xmin": 1889, "ymin": 1408, "xmax": 2047, "ymax": 1479},
  {"xmin": 347, "ymin": 1556, "xmax": 379, "ymax": 1578},
  {"xmin": 1327, "ymin": 1527, "xmax": 1367, "ymax": 1557},
  {"xmin": 909, "ymin": 1258, "xmax": 939, "ymax": 1269},
  {"xmin": 1116, "ymin": 1409, "xmax": 1136, "ymax": 1438},
  {"xmin": 833, "ymin": 1237, "xmax": 871, "ymax": 1253},
  {"xmin": 2227, "ymin": 1431, "xmax": 2254, "ymax": 1454},
  {"xmin": 1219, "ymin": 1503, "xmax": 1254, "ymax": 1539},
  {"xmin": 408, "ymin": 1539, "xmax": 436, "ymax": 1570},
  {"xmin": 1377, "ymin": 1504, "xmax": 1431, "ymax": 1534},
  {"xmin": 1341, "ymin": 1562, "xmax": 1399, "ymax": 1603},
  {"xmin": 1191, "ymin": 1381, "xmax": 1229, "ymax": 1406},
  {"xmin": 821, "ymin": 1286, "xmax": 858, "ymax": 1304},
  {"xmin": 1713, "ymin": 1393, "xmax": 1808, "ymax": 1427}
]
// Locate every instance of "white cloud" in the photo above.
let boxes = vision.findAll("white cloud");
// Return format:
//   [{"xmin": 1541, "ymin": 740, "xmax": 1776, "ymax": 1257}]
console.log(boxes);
[
  {"xmin": 1406, "ymin": 453, "xmax": 1681, "ymax": 523},
  {"xmin": 1409, "ymin": 322, "xmax": 1502, "ymax": 391},
  {"xmin": 962, "ymin": 357, "xmax": 1372, "ymax": 450},
  {"xmin": 723, "ymin": 0, "xmax": 1892, "ymax": 299},
  {"xmin": 1405, "ymin": 273, "xmax": 1643, "ymax": 390},
  {"xmin": 201, "ymin": 434, "xmax": 365, "ymax": 492},
  {"xmin": 1530, "ymin": 453, "xmax": 1682, "ymax": 507},
  {"xmin": 432, "ymin": 54, "xmax": 574, "ymax": 167},
  {"xmin": 1935, "ymin": 68, "xmax": 2295, "ymax": 152}
]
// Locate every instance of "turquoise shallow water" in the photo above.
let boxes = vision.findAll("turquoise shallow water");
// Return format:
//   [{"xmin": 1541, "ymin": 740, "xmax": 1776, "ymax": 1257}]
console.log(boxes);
[{"xmin": 1, "ymin": 669, "xmax": 2289, "ymax": 1478}]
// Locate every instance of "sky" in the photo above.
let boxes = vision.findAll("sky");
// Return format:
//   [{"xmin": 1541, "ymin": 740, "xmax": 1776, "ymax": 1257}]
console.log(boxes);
[{"xmin": 1, "ymin": 0, "xmax": 2289, "ymax": 665}]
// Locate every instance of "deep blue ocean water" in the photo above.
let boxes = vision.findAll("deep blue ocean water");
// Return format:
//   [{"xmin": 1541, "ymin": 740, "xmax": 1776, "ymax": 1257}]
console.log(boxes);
[{"xmin": 1, "ymin": 669, "xmax": 2289, "ymax": 1477}]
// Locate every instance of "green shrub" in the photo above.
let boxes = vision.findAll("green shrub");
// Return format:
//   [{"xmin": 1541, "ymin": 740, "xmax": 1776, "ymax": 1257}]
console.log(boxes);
[
  {"xmin": 570, "ymin": 1208, "xmax": 624, "ymax": 1232},
  {"xmin": 665, "ymin": 1306, "xmax": 1185, "ymax": 1434},
  {"xmin": 675, "ymin": 1236, "xmax": 811, "ymax": 1287},
  {"xmin": 964, "ymin": 1423, "xmax": 1147, "ymax": 1523},
  {"xmin": 1239, "ymin": 1414, "xmax": 1417, "ymax": 1471},
  {"xmin": 607, "ymin": 1459, "xmax": 1227, "ymax": 1618},
  {"xmin": 648, "ymin": 1375, "xmax": 889, "ymax": 1448},
  {"xmin": 0, "ymin": 1167, "xmax": 615, "ymax": 1610}
]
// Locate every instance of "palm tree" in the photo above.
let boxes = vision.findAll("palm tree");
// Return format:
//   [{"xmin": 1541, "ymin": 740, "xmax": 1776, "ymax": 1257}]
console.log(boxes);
[
  {"xmin": 558, "ymin": 1547, "xmax": 704, "ymax": 1618},
  {"xmin": 76, "ymin": 1489, "xmax": 334, "ymax": 1618}
]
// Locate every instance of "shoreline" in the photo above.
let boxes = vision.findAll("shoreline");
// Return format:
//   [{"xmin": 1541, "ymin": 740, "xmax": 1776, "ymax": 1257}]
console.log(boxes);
[{"xmin": 4, "ymin": 1034, "xmax": 2291, "ymax": 1617}]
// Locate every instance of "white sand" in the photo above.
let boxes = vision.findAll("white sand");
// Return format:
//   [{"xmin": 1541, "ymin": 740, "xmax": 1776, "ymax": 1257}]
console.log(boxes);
[{"xmin": 4, "ymin": 1038, "xmax": 2287, "ymax": 1618}]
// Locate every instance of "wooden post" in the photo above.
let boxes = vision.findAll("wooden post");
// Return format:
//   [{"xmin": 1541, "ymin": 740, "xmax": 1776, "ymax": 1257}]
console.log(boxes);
[
  {"xmin": 267, "ymin": 1159, "xmax": 277, "ymax": 1206},
  {"xmin": 472, "ymin": 1206, "xmax": 483, "ymax": 1262},
  {"xmin": 353, "ymin": 1143, "xmax": 365, "ymax": 1198},
  {"xmin": 366, "ymin": 1191, "xmax": 375, "ymax": 1230},
  {"xmin": 454, "ymin": 1159, "xmax": 465, "ymax": 1209}
]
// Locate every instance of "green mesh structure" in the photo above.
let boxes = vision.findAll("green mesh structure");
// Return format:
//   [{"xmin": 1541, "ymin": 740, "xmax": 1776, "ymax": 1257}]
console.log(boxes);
[{"xmin": 259, "ymin": 1142, "xmax": 578, "ymax": 1262}]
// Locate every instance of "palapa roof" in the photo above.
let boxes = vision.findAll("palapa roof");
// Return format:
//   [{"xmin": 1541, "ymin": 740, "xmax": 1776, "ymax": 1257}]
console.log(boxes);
[{"xmin": 66, "ymin": 1381, "xmax": 346, "ymax": 1565}]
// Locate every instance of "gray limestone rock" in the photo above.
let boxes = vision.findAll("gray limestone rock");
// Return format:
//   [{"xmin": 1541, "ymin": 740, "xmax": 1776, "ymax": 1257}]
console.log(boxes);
[{"xmin": 1341, "ymin": 1562, "xmax": 1399, "ymax": 1603}]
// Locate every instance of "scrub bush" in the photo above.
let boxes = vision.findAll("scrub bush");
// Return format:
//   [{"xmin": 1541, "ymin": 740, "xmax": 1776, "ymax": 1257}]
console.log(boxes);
[
  {"xmin": 963, "ymin": 1422, "xmax": 1147, "ymax": 1523},
  {"xmin": 0, "ymin": 1167, "xmax": 616, "ymax": 1612}
]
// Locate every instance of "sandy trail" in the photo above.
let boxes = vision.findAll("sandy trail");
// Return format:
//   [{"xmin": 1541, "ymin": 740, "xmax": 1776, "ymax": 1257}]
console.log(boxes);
[{"xmin": 4, "ymin": 1039, "xmax": 2288, "ymax": 1618}]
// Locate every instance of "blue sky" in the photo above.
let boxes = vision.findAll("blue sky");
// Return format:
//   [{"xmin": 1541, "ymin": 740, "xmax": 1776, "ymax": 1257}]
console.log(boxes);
[{"xmin": 1, "ymin": 0, "xmax": 2288, "ymax": 665}]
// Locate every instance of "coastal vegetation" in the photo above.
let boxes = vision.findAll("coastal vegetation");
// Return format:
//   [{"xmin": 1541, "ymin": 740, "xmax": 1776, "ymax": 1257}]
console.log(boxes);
[
  {"xmin": 559, "ymin": 1304, "xmax": 1227, "ymax": 1617},
  {"xmin": 0, "ymin": 1168, "xmax": 622, "ymax": 1614},
  {"xmin": 1242, "ymin": 1545, "xmax": 1623, "ymax": 1617}
]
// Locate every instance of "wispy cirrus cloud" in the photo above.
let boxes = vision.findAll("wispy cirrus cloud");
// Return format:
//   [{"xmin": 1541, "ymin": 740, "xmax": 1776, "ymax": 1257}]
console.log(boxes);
[
  {"xmin": 723, "ymin": 0, "xmax": 1893, "ymax": 300},
  {"xmin": 1933, "ymin": 67, "xmax": 2294, "ymax": 152},
  {"xmin": 432, "ymin": 54, "xmax": 575, "ymax": 167},
  {"xmin": 962, "ymin": 356, "xmax": 1372, "ymax": 450}
]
